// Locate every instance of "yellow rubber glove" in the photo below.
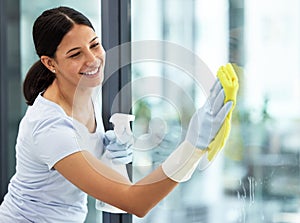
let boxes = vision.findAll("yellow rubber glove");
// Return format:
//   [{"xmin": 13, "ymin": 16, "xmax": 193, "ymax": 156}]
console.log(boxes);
[
  {"xmin": 206, "ymin": 63, "xmax": 239, "ymax": 161},
  {"xmin": 217, "ymin": 64, "xmax": 239, "ymax": 112}
]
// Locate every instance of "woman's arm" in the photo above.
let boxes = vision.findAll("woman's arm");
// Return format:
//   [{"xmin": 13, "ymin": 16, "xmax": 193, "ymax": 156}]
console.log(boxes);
[
  {"xmin": 54, "ymin": 63, "xmax": 239, "ymax": 217},
  {"xmin": 54, "ymin": 150, "xmax": 178, "ymax": 217}
]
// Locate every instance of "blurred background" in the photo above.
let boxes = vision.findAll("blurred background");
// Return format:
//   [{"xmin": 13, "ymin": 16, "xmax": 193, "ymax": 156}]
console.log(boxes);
[{"xmin": 1, "ymin": 0, "xmax": 299, "ymax": 222}]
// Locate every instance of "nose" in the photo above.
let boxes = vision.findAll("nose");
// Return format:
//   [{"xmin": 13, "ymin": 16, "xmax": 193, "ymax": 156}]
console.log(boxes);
[
  {"xmin": 85, "ymin": 50, "xmax": 97, "ymax": 66},
  {"xmin": 98, "ymin": 46, "xmax": 106, "ymax": 63}
]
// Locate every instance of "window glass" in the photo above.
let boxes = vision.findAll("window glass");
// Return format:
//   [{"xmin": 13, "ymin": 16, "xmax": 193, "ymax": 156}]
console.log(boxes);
[
  {"xmin": 20, "ymin": 1, "xmax": 101, "ymax": 222},
  {"xmin": 131, "ymin": 0, "xmax": 300, "ymax": 223}
]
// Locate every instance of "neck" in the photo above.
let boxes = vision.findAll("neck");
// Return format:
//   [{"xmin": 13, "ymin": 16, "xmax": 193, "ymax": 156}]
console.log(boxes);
[
  {"xmin": 44, "ymin": 79, "xmax": 94, "ymax": 116},
  {"xmin": 44, "ymin": 79, "xmax": 96, "ymax": 132}
]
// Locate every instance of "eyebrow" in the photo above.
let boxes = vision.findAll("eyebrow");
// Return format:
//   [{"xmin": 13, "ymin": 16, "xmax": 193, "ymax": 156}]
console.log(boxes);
[{"xmin": 66, "ymin": 36, "xmax": 99, "ymax": 55}]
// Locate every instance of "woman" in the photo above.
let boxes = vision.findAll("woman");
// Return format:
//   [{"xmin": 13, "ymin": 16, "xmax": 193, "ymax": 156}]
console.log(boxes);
[{"xmin": 0, "ymin": 6, "xmax": 237, "ymax": 223}]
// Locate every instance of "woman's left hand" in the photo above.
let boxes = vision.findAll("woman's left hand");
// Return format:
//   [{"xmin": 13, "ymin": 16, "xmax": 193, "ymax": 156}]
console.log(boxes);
[{"xmin": 103, "ymin": 130, "xmax": 133, "ymax": 165}]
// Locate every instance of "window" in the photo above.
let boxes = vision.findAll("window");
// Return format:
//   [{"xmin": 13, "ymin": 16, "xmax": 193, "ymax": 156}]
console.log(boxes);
[{"xmin": 131, "ymin": 0, "xmax": 300, "ymax": 222}]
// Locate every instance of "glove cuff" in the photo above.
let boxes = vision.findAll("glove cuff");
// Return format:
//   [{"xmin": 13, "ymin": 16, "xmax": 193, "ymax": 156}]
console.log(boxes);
[
  {"xmin": 96, "ymin": 151, "xmax": 130, "ymax": 213},
  {"xmin": 162, "ymin": 140, "xmax": 205, "ymax": 182}
]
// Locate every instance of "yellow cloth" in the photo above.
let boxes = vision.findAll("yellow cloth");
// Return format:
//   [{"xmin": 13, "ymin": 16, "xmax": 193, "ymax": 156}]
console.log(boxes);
[{"xmin": 206, "ymin": 63, "xmax": 239, "ymax": 161}]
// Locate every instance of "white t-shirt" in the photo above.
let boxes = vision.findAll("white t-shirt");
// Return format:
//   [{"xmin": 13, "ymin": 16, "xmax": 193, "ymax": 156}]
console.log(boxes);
[{"xmin": 0, "ymin": 91, "xmax": 105, "ymax": 223}]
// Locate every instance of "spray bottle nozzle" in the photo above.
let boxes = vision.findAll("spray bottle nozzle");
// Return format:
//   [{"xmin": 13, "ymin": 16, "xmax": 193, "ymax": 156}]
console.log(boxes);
[{"xmin": 109, "ymin": 113, "xmax": 135, "ymax": 144}]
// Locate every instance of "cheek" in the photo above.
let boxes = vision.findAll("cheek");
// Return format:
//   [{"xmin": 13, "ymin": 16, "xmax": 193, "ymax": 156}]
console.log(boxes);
[
  {"xmin": 60, "ymin": 61, "xmax": 81, "ymax": 75},
  {"xmin": 56, "ymin": 63, "xmax": 82, "ymax": 85}
]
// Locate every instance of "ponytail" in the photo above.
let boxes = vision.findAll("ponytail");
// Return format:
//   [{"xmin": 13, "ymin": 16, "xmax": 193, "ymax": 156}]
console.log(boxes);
[{"xmin": 23, "ymin": 60, "xmax": 55, "ymax": 106}]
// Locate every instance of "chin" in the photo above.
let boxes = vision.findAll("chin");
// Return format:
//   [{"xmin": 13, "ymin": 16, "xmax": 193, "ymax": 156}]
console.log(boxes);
[{"xmin": 79, "ymin": 73, "xmax": 104, "ymax": 88}]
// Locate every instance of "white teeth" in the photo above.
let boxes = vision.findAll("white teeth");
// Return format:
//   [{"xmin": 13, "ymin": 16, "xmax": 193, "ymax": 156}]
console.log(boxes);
[{"xmin": 81, "ymin": 67, "xmax": 99, "ymax": 76}]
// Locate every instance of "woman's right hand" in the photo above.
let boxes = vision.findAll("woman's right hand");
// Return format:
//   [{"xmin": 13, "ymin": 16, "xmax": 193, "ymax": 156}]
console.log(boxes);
[
  {"xmin": 162, "ymin": 64, "xmax": 239, "ymax": 182},
  {"xmin": 185, "ymin": 79, "xmax": 233, "ymax": 149}
]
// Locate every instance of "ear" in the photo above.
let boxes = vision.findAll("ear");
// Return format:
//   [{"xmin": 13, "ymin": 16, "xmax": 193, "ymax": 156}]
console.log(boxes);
[{"xmin": 40, "ymin": 56, "xmax": 56, "ymax": 73}]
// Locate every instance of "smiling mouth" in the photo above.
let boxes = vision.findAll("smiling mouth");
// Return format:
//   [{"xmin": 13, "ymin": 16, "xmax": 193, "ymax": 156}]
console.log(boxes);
[{"xmin": 80, "ymin": 67, "xmax": 100, "ymax": 76}]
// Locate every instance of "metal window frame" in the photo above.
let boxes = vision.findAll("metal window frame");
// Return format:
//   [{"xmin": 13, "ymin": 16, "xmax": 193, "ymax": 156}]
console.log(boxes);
[
  {"xmin": 101, "ymin": 0, "xmax": 132, "ymax": 129},
  {"xmin": 0, "ymin": 0, "xmax": 9, "ymax": 201},
  {"xmin": 0, "ymin": 0, "xmax": 21, "ymax": 202},
  {"xmin": 101, "ymin": 0, "xmax": 132, "ymax": 223}
]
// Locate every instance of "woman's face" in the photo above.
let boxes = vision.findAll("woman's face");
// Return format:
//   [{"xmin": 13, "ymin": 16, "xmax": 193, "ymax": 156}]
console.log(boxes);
[{"xmin": 53, "ymin": 24, "xmax": 105, "ymax": 89}]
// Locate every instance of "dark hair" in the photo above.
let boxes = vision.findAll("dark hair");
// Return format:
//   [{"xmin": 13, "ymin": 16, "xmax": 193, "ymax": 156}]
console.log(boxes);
[{"xmin": 23, "ymin": 6, "xmax": 95, "ymax": 105}]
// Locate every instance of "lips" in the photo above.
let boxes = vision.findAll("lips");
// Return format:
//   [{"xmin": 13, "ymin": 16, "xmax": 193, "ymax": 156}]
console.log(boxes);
[{"xmin": 80, "ymin": 67, "xmax": 100, "ymax": 76}]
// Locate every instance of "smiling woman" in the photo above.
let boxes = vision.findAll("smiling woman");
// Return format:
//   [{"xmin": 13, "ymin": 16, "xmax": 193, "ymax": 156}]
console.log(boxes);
[{"xmin": 41, "ymin": 24, "xmax": 105, "ymax": 110}]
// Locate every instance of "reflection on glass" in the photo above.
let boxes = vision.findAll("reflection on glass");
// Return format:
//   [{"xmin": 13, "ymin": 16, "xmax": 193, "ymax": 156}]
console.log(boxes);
[{"xmin": 132, "ymin": 0, "xmax": 300, "ymax": 222}]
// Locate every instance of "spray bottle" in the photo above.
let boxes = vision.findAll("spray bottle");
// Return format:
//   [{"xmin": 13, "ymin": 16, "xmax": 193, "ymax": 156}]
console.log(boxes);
[{"xmin": 96, "ymin": 113, "xmax": 135, "ymax": 213}]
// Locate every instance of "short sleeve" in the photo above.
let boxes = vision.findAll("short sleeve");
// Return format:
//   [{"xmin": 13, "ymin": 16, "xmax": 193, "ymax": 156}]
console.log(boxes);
[{"xmin": 33, "ymin": 117, "xmax": 81, "ymax": 169}]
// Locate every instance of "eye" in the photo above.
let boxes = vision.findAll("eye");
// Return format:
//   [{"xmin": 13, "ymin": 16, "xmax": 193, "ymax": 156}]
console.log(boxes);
[
  {"xmin": 69, "ymin": 52, "xmax": 80, "ymax": 58},
  {"xmin": 91, "ymin": 42, "xmax": 100, "ymax": 49}
]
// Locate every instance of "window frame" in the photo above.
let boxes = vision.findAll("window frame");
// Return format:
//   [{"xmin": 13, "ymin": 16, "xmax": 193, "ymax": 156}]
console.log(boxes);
[
  {"xmin": 0, "ymin": 0, "xmax": 9, "ymax": 200},
  {"xmin": 101, "ymin": 0, "xmax": 132, "ymax": 222},
  {"xmin": 0, "ymin": 0, "xmax": 22, "ymax": 201}
]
